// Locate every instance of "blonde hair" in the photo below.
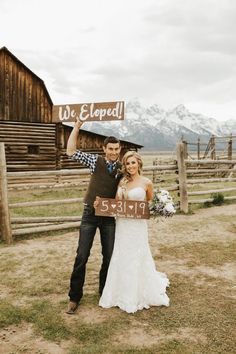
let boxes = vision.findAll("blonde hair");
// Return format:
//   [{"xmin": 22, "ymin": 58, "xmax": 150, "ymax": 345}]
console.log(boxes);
[{"xmin": 119, "ymin": 151, "xmax": 143, "ymax": 197}]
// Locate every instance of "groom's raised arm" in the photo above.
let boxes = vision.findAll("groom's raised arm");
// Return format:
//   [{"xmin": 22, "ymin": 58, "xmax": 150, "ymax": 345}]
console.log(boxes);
[{"xmin": 66, "ymin": 119, "xmax": 83, "ymax": 156}]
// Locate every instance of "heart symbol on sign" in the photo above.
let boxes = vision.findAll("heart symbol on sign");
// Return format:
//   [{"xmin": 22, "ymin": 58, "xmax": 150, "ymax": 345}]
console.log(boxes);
[
  {"xmin": 111, "ymin": 204, "xmax": 116, "ymax": 209},
  {"xmin": 129, "ymin": 205, "xmax": 134, "ymax": 210}
]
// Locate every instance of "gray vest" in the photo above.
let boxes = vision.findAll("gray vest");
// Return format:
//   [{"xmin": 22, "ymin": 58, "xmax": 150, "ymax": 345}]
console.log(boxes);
[{"xmin": 84, "ymin": 155, "xmax": 122, "ymax": 206}]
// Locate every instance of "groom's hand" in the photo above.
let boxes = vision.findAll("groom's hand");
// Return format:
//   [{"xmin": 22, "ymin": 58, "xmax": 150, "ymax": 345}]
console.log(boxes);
[
  {"xmin": 93, "ymin": 196, "xmax": 101, "ymax": 208},
  {"xmin": 75, "ymin": 117, "xmax": 83, "ymax": 130}
]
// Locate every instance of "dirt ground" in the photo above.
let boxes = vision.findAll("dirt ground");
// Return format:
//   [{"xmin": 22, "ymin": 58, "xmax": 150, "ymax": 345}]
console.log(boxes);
[{"xmin": 0, "ymin": 204, "xmax": 235, "ymax": 354}]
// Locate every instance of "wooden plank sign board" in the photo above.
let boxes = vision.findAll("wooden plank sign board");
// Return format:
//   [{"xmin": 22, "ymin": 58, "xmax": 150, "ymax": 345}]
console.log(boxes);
[
  {"xmin": 95, "ymin": 198, "xmax": 150, "ymax": 219},
  {"xmin": 52, "ymin": 101, "xmax": 124, "ymax": 123}
]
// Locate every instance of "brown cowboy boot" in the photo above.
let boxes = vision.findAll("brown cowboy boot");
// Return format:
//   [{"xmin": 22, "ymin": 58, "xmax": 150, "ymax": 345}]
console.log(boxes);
[{"xmin": 66, "ymin": 301, "xmax": 79, "ymax": 315}]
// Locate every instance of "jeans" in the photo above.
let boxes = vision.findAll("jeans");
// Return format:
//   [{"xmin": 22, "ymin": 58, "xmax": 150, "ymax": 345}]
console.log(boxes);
[{"xmin": 68, "ymin": 205, "xmax": 115, "ymax": 303}]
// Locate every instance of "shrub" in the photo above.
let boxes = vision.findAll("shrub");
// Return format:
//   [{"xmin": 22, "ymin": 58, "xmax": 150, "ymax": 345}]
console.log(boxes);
[{"xmin": 211, "ymin": 193, "xmax": 224, "ymax": 206}]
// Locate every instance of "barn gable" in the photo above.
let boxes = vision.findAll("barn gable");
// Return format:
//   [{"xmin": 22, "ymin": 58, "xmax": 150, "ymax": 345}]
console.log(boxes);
[{"xmin": 0, "ymin": 46, "xmax": 52, "ymax": 123}]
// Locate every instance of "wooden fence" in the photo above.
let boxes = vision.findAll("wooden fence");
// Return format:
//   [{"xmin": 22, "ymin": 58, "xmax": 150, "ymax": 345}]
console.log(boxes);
[
  {"xmin": 184, "ymin": 158, "xmax": 236, "ymax": 209},
  {"xmin": 1, "ymin": 142, "xmax": 236, "ymax": 243},
  {"xmin": 183, "ymin": 134, "xmax": 236, "ymax": 160}
]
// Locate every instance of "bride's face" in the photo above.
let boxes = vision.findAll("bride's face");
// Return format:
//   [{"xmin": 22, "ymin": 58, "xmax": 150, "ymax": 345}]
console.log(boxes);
[{"xmin": 125, "ymin": 156, "xmax": 139, "ymax": 175}]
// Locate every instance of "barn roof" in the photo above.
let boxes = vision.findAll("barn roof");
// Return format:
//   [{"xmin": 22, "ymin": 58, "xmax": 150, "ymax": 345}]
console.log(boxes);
[
  {"xmin": 0, "ymin": 46, "xmax": 53, "ymax": 105},
  {"xmin": 63, "ymin": 122, "xmax": 143, "ymax": 149}
]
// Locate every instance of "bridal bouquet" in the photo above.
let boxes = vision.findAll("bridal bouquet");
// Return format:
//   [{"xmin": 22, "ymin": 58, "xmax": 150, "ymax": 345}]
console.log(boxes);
[{"xmin": 149, "ymin": 189, "xmax": 176, "ymax": 218}]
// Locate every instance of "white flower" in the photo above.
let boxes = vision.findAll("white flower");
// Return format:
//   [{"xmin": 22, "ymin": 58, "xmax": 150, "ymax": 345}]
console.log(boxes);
[
  {"xmin": 158, "ymin": 193, "xmax": 169, "ymax": 204},
  {"xmin": 149, "ymin": 188, "xmax": 176, "ymax": 218},
  {"xmin": 164, "ymin": 202, "xmax": 176, "ymax": 214}
]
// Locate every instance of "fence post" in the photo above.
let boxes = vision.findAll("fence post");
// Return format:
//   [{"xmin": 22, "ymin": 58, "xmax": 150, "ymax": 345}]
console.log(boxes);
[
  {"xmin": 210, "ymin": 135, "xmax": 216, "ymax": 160},
  {"xmin": 152, "ymin": 158, "xmax": 158, "ymax": 183},
  {"xmin": 228, "ymin": 134, "xmax": 232, "ymax": 160},
  {"xmin": 197, "ymin": 138, "xmax": 200, "ymax": 159},
  {"xmin": 182, "ymin": 140, "xmax": 188, "ymax": 159},
  {"xmin": 0, "ymin": 143, "xmax": 13, "ymax": 244},
  {"xmin": 176, "ymin": 142, "xmax": 188, "ymax": 213}
]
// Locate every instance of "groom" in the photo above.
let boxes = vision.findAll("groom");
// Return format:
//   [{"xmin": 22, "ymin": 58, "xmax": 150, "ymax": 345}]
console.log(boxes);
[{"xmin": 66, "ymin": 119, "xmax": 122, "ymax": 314}]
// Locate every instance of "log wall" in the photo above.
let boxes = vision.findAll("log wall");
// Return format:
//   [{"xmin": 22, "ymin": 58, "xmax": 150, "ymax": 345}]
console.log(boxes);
[
  {"xmin": 0, "ymin": 47, "xmax": 52, "ymax": 123},
  {"xmin": 0, "ymin": 121, "xmax": 57, "ymax": 171}
]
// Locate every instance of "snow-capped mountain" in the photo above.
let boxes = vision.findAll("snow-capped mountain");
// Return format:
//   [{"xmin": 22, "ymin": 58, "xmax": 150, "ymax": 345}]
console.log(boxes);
[{"xmin": 82, "ymin": 100, "xmax": 236, "ymax": 150}]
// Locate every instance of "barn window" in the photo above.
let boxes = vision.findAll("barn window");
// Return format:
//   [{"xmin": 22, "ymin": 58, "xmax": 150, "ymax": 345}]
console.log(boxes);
[{"xmin": 28, "ymin": 145, "xmax": 40, "ymax": 155}]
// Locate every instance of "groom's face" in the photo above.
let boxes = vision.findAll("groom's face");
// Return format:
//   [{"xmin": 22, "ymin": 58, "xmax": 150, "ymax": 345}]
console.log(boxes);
[{"xmin": 103, "ymin": 143, "xmax": 121, "ymax": 162}]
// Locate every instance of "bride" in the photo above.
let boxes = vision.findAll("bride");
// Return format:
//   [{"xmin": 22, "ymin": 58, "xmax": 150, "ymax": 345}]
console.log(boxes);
[{"xmin": 98, "ymin": 151, "xmax": 169, "ymax": 313}]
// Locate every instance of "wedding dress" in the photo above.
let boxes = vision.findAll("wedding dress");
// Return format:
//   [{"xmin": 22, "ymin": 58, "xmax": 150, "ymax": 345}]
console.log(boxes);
[{"xmin": 99, "ymin": 187, "xmax": 169, "ymax": 313}]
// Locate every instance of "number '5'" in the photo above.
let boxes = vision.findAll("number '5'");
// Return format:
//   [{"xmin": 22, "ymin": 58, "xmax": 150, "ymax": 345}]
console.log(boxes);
[{"xmin": 101, "ymin": 200, "xmax": 109, "ymax": 211}]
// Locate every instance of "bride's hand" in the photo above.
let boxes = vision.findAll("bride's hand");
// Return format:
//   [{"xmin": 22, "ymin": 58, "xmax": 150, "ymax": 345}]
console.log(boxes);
[{"xmin": 93, "ymin": 196, "xmax": 101, "ymax": 208}]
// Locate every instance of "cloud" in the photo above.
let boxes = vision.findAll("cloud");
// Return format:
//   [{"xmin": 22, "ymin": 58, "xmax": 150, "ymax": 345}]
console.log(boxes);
[{"xmin": 0, "ymin": 0, "xmax": 235, "ymax": 120}]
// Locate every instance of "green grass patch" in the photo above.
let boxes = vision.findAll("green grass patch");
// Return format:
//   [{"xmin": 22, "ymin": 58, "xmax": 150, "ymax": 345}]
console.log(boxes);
[
  {"xmin": 9, "ymin": 187, "xmax": 84, "ymax": 218},
  {"xmin": 1, "ymin": 266, "xmax": 235, "ymax": 353},
  {"xmin": 73, "ymin": 322, "xmax": 116, "ymax": 344},
  {"xmin": 24, "ymin": 300, "xmax": 71, "ymax": 341},
  {"xmin": 159, "ymin": 240, "xmax": 236, "ymax": 267},
  {"xmin": 9, "ymin": 188, "xmax": 83, "ymax": 204},
  {"xmin": 135, "ymin": 273, "xmax": 235, "ymax": 354},
  {"xmin": 11, "ymin": 204, "xmax": 82, "ymax": 218},
  {"xmin": 0, "ymin": 300, "xmax": 71, "ymax": 342},
  {"xmin": 0, "ymin": 301, "xmax": 24, "ymax": 328}
]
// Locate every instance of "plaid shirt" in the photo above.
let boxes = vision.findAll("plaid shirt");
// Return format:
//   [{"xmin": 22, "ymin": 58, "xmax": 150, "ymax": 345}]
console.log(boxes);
[{"xmin": 70, "ymin": 150, "xmax": 118, "ymax": 174}]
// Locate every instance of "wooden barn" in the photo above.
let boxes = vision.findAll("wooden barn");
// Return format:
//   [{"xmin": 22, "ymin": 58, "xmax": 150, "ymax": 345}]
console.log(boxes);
[{"xmin": 0, "ymin": 46, "xmax": 142, "ymax": 171}]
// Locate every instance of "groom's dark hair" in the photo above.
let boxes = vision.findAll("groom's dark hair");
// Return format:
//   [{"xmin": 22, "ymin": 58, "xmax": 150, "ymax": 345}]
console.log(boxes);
[{"xmin": 103, "ymin": 136, "xmax": 120, "ymax": 147}]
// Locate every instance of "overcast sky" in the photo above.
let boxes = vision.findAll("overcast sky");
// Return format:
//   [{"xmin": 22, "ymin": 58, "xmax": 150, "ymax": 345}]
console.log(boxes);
[{"xmin": 0, "ymin": 0, "xmax": 235, "ymax": 121}]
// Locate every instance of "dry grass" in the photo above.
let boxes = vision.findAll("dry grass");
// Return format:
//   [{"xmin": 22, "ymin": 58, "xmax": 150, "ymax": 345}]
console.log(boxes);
[
  {"xmin": 1, "ymin": 152, "xmax": 235, "ymax": 353},
  {"xmin": 0, "ymin": 204, "xmax": 235, "ymax": 354}
]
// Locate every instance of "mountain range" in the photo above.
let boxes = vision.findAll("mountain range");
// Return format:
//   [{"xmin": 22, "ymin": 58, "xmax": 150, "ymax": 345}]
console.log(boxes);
[{"xmin": 81, "ymin": 100, "xmax": 236, "ymax": 150}]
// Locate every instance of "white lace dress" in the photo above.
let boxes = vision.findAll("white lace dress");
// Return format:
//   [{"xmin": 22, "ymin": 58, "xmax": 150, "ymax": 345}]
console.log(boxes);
[{"xmin": 99, "ymin": 187, "xmax": 169, "ymax": 313}]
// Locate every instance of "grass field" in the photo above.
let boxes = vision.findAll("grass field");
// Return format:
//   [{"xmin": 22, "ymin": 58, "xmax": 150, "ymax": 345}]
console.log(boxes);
[
  {"xmin": 0, "ymin": 204, "xmax": 235, "ymax": 353},
  {"xmin": 1, "ymin": 152, "xmax": 236, "ymax": 353}
]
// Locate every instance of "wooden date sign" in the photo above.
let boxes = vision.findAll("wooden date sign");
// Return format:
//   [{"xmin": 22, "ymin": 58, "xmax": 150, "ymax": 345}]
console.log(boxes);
[
  {"xmin": 95, "ymin": 198, "xmax": 150, "ymax": 219},
  {"xmin": 52, "ymin": 101, "xmax": 124, "ymax": 123}
]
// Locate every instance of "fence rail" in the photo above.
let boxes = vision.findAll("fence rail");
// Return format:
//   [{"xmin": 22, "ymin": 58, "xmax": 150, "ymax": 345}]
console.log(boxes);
[{"xmin": 183, "ymin": 150, "xmax": 236, "ymax": 207}]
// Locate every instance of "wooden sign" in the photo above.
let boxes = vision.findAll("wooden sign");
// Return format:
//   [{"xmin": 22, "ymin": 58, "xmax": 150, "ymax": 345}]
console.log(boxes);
[
  {"xmin": 95, "ymin": 198, "xmax": 150, "ymax": 219},
  {"xmin": 52, "ymin": 101, "xmax": 124, "ymax": 123}
]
